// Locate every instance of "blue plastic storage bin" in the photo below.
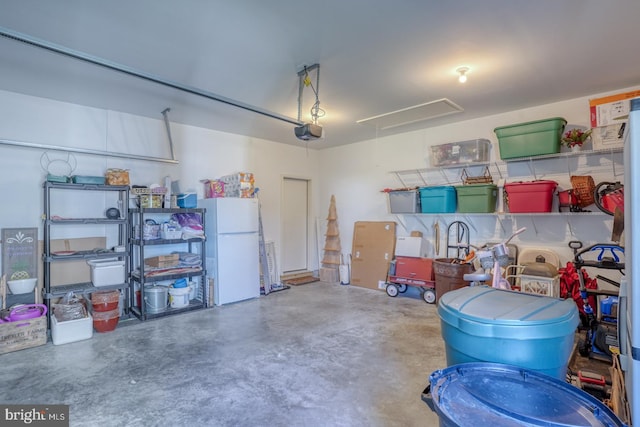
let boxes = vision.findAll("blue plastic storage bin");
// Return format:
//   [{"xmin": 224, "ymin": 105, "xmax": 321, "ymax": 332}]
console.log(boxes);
[
  {"xmin": 423, "ymin": 362, "xmax": 626, "ymax": 427},
  {"xmin": 419, "ymin": 186, "xmax": 456, "ymax": 213},
  {"xmin": 437, "ymin": 286, "xmax": 579, "ymax": 380},
  {"xmin": 177, "ymin": 193, "xmax": 197, "ymax": 208}
]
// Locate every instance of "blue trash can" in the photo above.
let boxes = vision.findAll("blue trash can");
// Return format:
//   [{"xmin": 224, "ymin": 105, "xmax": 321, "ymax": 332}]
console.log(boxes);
[
  {"xmin": 423, "ymin": 363, "xmax": 627, "ymax": 426},
  {"xmin": 438, "ymin": 286, "xmax": 579, "ymax": 379}
]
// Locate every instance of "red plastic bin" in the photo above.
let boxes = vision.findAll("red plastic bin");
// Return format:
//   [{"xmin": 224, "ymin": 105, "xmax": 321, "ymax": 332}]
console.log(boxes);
[{"xmin": 504, "ymin": 180, "xmax": 557, "ymax": 213}]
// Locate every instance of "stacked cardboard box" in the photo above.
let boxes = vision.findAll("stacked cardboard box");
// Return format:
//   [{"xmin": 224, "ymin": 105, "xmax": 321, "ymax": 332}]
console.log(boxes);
[
  {"xmin": 220, "ymin": 172, "xmax": 255, "ymax": 198},
  {"xmin": 145, "ymin": 254, "xmax": 179, "ymax": 268}
]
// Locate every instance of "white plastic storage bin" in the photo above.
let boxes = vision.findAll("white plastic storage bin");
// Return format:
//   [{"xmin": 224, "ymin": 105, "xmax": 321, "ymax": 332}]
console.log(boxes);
[
  {"xmin": 429, "ymin": 138, "xmax": 491, "ymax": 167},
  {"xmin": 51, "ymin": 312, "xmax": 93, "ymax": 345},
  {"xmin": 388, "ymin": 189, "xmax": 420, "ymax": 213},
  {"xmin": 87, "ymin": 259, "xmax": 125, "ymax": 287}
]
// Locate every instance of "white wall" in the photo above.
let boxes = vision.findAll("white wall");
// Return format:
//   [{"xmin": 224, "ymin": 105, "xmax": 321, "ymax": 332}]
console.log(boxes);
[
  {"xmin": 1, "ymin": 85, "xmax": 635, "ymax": 284},
  {"xmin": 0, "ymin": 89, "xmax": 320, "ymax": 275},
  {"xmin": 318, "ymin": 85, "xmax": 638, "ymax": 287}
]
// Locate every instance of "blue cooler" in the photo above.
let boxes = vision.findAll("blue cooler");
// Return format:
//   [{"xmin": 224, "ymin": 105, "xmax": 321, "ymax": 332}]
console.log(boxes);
[
  {"xmin": 423, "ymin": 363, "xmax": 626, "ymax": 427},
  {"xmin": 177, "ymin": 193, "xmax": 197, "ymax": 208},
  {"xmin": 438, "ymin": 286, "xmax": 579, "ymax": 380}
]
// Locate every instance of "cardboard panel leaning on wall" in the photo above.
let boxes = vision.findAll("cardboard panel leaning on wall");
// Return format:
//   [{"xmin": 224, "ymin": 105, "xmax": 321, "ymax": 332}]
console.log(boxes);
[
  {"xmin": 37, "ymin": 237, "xmax": 106, "ymax": 289},
  {"xmin": 350, "ymin": 221, "xmax": 396, "ymax": 291}
]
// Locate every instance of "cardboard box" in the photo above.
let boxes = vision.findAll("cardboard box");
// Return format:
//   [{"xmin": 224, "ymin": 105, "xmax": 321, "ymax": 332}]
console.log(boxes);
[
  {"xmin": 589, "ymin": 90, "xmax": 640, "ymax": 128},
  {"xmin": 145, "ymin": 254, "xmax": 179, "ymax": 268},
  {"xmin": 395, "ymin": 236, "xmax": 426, "ymax": 257},
  {"xmin": 39, "ymin": 237, "xmax": 107, "ymax": 291},
  {"xmin": 350, "ymin": 221, "xmax": 396, "ymax": 291}
]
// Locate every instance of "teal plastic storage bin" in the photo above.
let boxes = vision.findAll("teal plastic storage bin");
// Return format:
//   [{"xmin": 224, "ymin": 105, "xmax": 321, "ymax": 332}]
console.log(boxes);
[
  {"xmin": 419, "ymin": 186, "xmax": 456, "ymax": 213},
  {"xmin": 494, "ymin": 117, "xmax": 566, "ymax": 159},
  {"xmin": 455, "ymin": 184, "xmax": 497, "ymax": 213},
  {"xmin": 437, "ymin": 286, "xmax": 579, "ymax": 380},
  {"xmin": 71, "ymin": 175, "xmax": 106, "ymax": 185}
]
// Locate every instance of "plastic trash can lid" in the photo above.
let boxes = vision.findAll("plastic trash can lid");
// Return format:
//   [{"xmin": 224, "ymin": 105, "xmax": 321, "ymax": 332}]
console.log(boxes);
[{"xmin": 426, "ymin": 362, "xmax": 626, "ymax": 427}]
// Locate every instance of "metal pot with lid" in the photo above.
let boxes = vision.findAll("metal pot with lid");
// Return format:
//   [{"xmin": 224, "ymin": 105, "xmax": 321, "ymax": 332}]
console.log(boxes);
[{"xmin": 521, "ymin": 255, "xmax": 558, "ymax": 278}]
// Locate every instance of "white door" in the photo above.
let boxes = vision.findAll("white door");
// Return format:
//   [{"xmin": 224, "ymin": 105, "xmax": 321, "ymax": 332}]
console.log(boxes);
[{"xmin": 282, "ymin": 177, "xmax": 309, "ymax": 273}]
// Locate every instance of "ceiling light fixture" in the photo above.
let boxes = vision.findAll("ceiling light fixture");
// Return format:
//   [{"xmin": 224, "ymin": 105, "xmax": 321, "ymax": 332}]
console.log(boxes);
[{"xmin": 456, "ymin": 67, "xmax": 469, "ymax": 83}]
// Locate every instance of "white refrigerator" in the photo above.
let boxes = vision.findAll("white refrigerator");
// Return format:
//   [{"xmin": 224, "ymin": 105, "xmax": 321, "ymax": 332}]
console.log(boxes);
[
  {"xmin": 198, "ymin": 197, "xmax": 260, "ymax": 305},
  {"xmin": 623, "ymin": 96, "xmax": 640, "ymax": 424}
]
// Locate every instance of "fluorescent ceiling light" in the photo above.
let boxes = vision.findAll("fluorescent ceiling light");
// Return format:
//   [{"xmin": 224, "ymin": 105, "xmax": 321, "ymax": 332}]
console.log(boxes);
[{"xmin": 357, "ymin": 98, "xmax": 463, "ymax": 130}]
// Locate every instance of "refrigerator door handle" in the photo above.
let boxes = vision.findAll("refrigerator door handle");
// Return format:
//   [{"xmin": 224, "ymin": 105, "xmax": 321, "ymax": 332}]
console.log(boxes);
[{"xmin": 619, "ymin": 277, "xmax": 629, "ymax": 371}]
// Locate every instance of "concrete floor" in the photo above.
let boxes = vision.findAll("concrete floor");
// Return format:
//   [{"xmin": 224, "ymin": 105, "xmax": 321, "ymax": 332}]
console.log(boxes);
[{"xmin": 0, "ymin": 282, "xmax": 445, "ymax": 426}]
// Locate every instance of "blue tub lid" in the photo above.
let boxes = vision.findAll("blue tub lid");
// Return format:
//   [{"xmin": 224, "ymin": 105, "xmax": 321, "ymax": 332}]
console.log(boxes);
[
  {"xmin": 438, "ymin": 286, "xmax": 579, "ymax": 339},
  {"xmin": 419, "ymin": 186, "xmax": 456, "ymax": 192},
  {"xmin": 426, "ymin": 362, "xmax": 627, "ymax": 427}
]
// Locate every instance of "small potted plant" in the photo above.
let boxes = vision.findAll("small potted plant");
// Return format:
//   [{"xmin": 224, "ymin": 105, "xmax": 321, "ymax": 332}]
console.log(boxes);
[{"xmin": 562, "ymin": 128, "xmax": 592, "ymax": 152}]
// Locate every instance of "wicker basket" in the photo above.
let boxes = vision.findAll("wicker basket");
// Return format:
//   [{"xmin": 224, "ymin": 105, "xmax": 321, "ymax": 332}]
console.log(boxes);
[
  {"xmin": 570, "ymin": 175, "xmax": 595, "ymax": 207},
  {"xmin": 461, "ymin": 166, "xmax": 493, "ymax": 185},
  {"xmin": 105, "ymin": 168, "xmax": 130, "ymax": 186}
]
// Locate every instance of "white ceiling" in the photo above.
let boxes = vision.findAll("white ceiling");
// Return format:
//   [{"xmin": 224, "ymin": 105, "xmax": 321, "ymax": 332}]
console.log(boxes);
[{"xmin": 1, "ymin": 0, "xmax": 639, "ymax": 149}]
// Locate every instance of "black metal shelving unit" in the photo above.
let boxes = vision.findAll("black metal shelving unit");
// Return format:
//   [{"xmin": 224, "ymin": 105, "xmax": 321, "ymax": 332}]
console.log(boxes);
[
  {"xmin": 128, "ymin": 207, "xmax": 207, "ymax": 320},
  {"xmin": 42, "ymin": 181, "xmax": 131, "ymax": 324}
]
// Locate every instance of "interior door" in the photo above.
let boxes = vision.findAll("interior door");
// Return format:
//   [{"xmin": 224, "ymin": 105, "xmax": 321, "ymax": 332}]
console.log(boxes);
[{"xmin": 282, "ymin": 177, "xmax": 309, "ymax": 273}]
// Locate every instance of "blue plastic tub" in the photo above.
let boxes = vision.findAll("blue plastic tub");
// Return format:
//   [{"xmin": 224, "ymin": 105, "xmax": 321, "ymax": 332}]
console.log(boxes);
[
  {"xmin": 423, "ymin": 363, "xmax": 627, "ymax": 427},
  {"xmin": 438, "ymin": 286, "xmax": 579, "ymax": 380},
  {"xmin": 419, "ymin": 186, "xmax": 456, "ymax": 213}
]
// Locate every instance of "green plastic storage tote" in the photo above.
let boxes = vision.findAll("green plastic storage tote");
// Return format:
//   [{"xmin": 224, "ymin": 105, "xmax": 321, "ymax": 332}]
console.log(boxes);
[
  {"xmin": 494, "ymin": 117, "xmax": 566, "ymax": 159},
  {"xmin": 455, "ymin": 184, "xmax": 497, "ymax": 213}
]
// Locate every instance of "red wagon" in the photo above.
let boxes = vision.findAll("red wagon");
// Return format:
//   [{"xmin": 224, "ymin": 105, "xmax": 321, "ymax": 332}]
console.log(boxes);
[{"xmin": 385, "ymin": 256, "xmax": 436, "ymax": 304}]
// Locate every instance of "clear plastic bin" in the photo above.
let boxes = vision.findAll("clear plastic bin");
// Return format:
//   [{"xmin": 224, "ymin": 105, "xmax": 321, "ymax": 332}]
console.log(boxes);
[{"xmin": 429, "ymin": 138, "xmax": 491, "ymax": 167}]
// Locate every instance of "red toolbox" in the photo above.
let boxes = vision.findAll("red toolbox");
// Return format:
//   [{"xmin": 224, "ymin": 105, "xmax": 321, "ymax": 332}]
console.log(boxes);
[
  {"xmin": 392, "ymin": 256, "xmax": 434, "ymax": 284},
  {"xmin": 504, "ymin": 180, "xmax": 557, "ymax": 213}
]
